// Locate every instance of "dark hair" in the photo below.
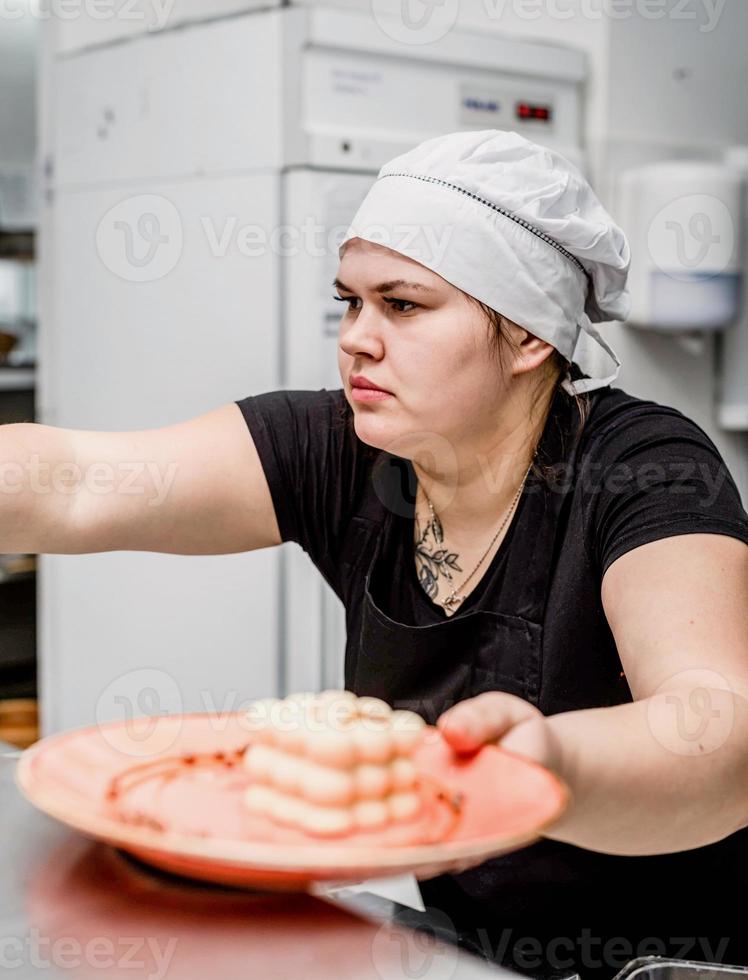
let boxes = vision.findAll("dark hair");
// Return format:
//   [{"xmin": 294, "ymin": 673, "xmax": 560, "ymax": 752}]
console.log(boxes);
[{"xmin": 465, "ymin": 295, "xmax": 590, "ymax": 458}]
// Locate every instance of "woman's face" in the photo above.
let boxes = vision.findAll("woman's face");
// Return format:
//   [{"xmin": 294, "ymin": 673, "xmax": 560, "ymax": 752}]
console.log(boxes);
[{"xmin": 336, "ymin": 238, "xmax": 515, "ymax": 460}]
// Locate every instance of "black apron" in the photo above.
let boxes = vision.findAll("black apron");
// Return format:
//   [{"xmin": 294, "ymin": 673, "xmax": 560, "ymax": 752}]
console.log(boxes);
[
  {"xmin": 348, "ymin": 457, "xmax": 552, "ymax": 725},
  {"xmin": 339, "ymin": 395, "xmax": 748, "ymax": 979}
]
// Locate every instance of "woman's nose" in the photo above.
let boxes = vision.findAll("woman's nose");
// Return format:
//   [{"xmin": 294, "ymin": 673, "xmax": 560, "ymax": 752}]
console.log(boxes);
[{"xmin": 338, "ymin": 306, "xmax": 385, "ymax": 360}]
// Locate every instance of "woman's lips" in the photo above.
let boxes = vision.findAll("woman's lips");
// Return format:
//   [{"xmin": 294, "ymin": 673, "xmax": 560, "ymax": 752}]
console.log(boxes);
[{"xmin": 350, "ymin": 387, "xmax": 393, "ymax": 402}]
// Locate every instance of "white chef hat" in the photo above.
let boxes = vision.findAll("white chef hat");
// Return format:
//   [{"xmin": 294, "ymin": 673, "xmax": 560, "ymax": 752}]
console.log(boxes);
[{"xmin": 338, "ymin": 129, "xmax": 631, "ymax": 396}]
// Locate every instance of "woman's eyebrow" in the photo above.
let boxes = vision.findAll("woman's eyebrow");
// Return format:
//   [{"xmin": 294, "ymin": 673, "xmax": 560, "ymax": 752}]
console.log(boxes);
[{"xmin": 332, "ymin": 278, "xmax": 436, "ymax": 294}]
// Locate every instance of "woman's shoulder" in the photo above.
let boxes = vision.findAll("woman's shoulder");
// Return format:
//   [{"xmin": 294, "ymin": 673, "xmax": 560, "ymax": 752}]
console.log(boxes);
[
  {"xmin": 233, "ymin": 385, "xmax": 377, "ymax": 550},
  {"xmin": 570, "ymin": 383, "xmax": 748, "ymax": 576},
  {"xmin": 236, "ymin": 385, "xmax": 361, "ymax": 455},
  {"xmin": 580, "ymin": 383, "xmax": 723, "ymax": 458},
  {"xmin": 237, "ymin": 385, "xmax": 349, "ymax": 420}
]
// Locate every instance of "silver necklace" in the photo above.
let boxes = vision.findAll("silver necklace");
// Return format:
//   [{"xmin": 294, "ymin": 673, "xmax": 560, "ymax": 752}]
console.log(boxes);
[{"xmin": 420, "ymin": 450, "xmax": 537, "ymax": 612}]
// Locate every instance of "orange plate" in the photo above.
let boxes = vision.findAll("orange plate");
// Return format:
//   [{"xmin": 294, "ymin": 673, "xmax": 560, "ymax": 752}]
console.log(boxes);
[{"xmin": 15, "ymin": 711, "xmax": 570, "ymax": 890}]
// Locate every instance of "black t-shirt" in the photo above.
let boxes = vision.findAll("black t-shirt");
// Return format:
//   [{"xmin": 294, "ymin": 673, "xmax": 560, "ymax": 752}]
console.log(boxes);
[
  {"xmin": 235, "ymin": 382, "xmax": 748, "ymax": 976},
  {"xmin": 236, "ymin": 382, "xmax": 748, "ymax": 713}
]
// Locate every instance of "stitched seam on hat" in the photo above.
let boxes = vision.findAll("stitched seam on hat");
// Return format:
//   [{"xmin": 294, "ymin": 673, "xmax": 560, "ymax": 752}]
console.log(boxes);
[{"xmin": 380, "ymin": 171, "xmax": 589, "ymax": 281}]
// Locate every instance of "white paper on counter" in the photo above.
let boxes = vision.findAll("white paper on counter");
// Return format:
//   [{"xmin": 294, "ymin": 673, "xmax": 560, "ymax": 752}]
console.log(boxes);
[{"xmin": 310, "ymin": 872, "xmax": 425, "ymax": 911}]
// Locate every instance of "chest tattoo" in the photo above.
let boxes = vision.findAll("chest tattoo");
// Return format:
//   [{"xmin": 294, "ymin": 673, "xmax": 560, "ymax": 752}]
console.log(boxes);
[{"xmin": 414, "ymin": 508, "xmax": 462, "ymax": 600}]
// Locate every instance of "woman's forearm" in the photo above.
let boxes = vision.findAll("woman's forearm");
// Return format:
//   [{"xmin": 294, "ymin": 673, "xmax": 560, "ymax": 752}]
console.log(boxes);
[
  {"xmin": 539, "ymin": 687, "xmax": 748, "ymax": 855},
  {"xmin": 0, "ymin": 421, "xmax": 77, "ymax": 553}
]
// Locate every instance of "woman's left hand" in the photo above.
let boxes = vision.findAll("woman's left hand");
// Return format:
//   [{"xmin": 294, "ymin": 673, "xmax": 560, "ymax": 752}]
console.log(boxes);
[
  {"xmin": 436, "ymin": 690, "xmax": 561, "ymax": 774},
  {"xmin": 412, "ymin": 693, "xmax": 567, "ymax": 881}
]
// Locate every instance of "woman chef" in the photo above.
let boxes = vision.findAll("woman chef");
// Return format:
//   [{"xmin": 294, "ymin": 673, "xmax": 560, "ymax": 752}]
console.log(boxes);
[
  {"xmin": 5, "ymin": 129, "xmax": 748, "ymax": 979},
  {"xmin": 235, "ymin": 130, "xmax": 748, "ymax": 979}
]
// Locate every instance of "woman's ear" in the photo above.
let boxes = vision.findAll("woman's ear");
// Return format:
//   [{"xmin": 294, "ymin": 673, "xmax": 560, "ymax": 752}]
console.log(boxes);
[{"xmin": 502, "ymin": 317, "xmax": 556, "ymax": 377}]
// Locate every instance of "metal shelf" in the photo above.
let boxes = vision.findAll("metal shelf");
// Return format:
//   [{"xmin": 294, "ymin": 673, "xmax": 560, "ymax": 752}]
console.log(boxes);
[
  {"xmin": 0, "ymin": 569, "xmax": 35, "ymax": 587},
  {"xmin": 0, "ymin": 367, "xmax": 35, "ymax": 391}
]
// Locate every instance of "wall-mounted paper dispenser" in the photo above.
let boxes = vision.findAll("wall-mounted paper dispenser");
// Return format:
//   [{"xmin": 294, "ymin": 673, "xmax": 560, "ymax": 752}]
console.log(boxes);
[
  {"xmin": 618, "ymin": 161, "xmax": 743, "ymax": 333},
  {"xmin": 617, "ymin": 158, "xmax": 747, "ymax": 432}
]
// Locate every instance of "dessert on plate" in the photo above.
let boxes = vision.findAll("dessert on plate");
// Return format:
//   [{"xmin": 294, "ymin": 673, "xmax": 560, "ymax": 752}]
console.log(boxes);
[
  {"xmin": 242, "ymin": 689, "xmax": 430, "ymax": 838},
  {"xmin": 103, "ymin": 688, "xmax": 463, "ymax": 848}
]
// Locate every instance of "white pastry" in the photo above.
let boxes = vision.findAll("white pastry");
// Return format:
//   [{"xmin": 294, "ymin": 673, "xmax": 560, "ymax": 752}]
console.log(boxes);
[
  {"xmin": 354, "ymin": 762, "xmax": 393, "ymax": 799},
  {"xmin": 244, "ymin": 743, "xmax": 276, "ymax": 781},
  {"xmin": 351, "ymin": 719, "xmax": 395, "ymax": 765},
  {"xmin": 296, "ymin": 801, "xmax": 355, "ymax": 836},
  {"xmin": 390, "ymin": 756, "xmax": 417, "ymax": 791},
  {"xmin": 390, "ymin": 710, "xmax": 426, "ymax": 754},
  {"xmin": 353, "ymin": 799, "xmax": 389, "ymax": 831},
  {"xmin": 355, "ymin": 696, "xmax": 392, "ymax": 720},
  {"xmin": 298, "ymin": 760, "xmax": 356, "ymax": 807},
  {"xmin": 388, "ymin": 791, "xmax": 421, "ymax": 822},
  {"xmin": 243, "ymin": 690, "xmax": 427, "ymax": 837},
  {"xmin": 304, "ymin": 728, "xmax": 357, "ymax": 769}
]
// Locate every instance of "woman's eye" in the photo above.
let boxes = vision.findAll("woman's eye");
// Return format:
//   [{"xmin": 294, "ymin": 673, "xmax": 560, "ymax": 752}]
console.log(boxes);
[
  {"xmin": 386, "ymin": 298, "xmax": 417, "ymax": 313},
  {"xmin": 332, "ymin": 295, "xmax": 360, "ymax": 312},
  {"xmin": 332, "ymin": 295, "xmax": 418, "ymax": 314}
]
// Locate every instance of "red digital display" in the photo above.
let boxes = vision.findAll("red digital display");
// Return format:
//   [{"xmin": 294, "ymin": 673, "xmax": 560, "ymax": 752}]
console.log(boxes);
[{"xmin": 516, "ymin": 102, "xmax": 552, "ymax": 122}]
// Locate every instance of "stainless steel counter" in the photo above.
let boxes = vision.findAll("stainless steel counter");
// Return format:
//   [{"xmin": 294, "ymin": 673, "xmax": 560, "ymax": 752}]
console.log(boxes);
[{"xmin": 0, "ymin": 742, "xmax": 516, "ymax": 980}]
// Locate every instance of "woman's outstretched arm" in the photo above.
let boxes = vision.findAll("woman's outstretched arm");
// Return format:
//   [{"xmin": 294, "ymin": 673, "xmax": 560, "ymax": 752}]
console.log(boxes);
[{"xmin": 0, "ymin": 402, "xmax": 281, "ymax": 556}]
